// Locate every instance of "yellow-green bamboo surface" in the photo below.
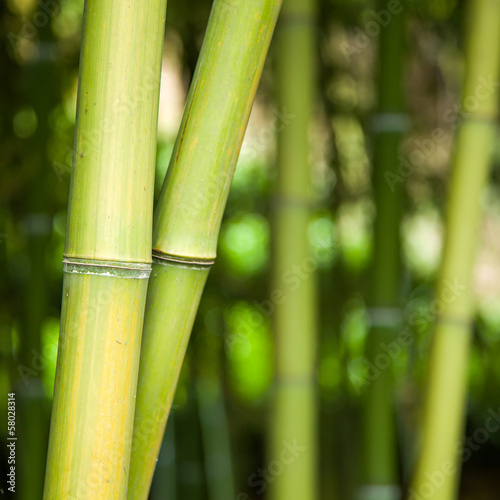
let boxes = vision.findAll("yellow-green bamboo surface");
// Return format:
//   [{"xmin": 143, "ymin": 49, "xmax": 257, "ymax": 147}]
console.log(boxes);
[
  {"xmin": 43, "ymin": 0, "xmax": 167, "ymax": 498},
  {"xmin": 128, "ymin": 2, "xmax": 282, "ymax": 498},
  {"xmin": 409, "ymin": 0, "xmax": 500, "ymax": 499},
  {"xmin": 268, "ymin": 1, "xmax": 317, "ymax": 500}
]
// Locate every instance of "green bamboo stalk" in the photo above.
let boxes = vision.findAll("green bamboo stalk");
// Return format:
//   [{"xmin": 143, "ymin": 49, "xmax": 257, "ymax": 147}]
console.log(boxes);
[
  {"xmin": 193, "ymin": 315, "xmax": 234, "ymax": 500},
  {"xmin": 196, "ymin": 377, "xmax": 235, "ymax": 500},
  {"xmin": 409, "ymin": 0, "xmax": 500, "ymax": 499},
  {"xmin": 17, "ymin": 18, "xmax": 62, "ymax": 494},
  {"xmin": 268, "ymin": 1, "xmax": 317, "ymax": 500},
  {"xmin": 128, "ymin": 2, "xmax": 282, "ymax": 498},
  {"xmin": 43, "ymin": 0, "xmax": 166, "ymax": 498},
  {"xmin": 175, "ymin": 382, "xmax": 205, "ymax": 500},
  {"xmin": 149, "ymin": 416, "xmax": 176, "ymax": 500},
  {"xmin": 360, "ymin": 6, "xmax": 407, "ymax": 500}
]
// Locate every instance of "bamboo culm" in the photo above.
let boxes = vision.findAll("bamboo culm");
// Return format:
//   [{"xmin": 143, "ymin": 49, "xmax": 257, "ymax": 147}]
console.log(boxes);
[
  {"xmin": 268, "ymin": 1, "xmax": 317, "ymax": 500},
  {"xmin": 409, "ymin": 0, "xmax": 500, "ymax": 498},
  {"xmin": 360, "ymin": 4, "xmax": 406, "ymax": 500},
  {"xmin": 128, "ymin": 2, "xmax": 282, "ymax": 499},
  {"xmin": 43, "ymin": 0, "xmax": 167, "ymax": 498}
]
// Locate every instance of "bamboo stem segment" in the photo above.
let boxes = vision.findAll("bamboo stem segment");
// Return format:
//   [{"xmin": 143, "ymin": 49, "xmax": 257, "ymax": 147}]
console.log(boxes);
[
  {"xmin": 43, "ymin": 0, "xmax": 167, "ymax": 498},
  {"xmin": 152, "ymin": 0, "xmax": 281, "ymax": 264},
  {"xmin": 128, "ymin": 2, "xmax": 282, "ymax": 498},
  {"xmin": 409, "ymin": 0, "xmax": 500, "ymax": 499},
  {"xmin": 360, "ymin": 4, "xmax": 406, "ymax": 499},
  {"xmin": 268, "ymin": 1, "xmax": 317, "ymax": 499}
]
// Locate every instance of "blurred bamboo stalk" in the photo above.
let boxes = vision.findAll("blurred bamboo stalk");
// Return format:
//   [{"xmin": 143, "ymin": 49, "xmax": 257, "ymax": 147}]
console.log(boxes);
[
  {"xmin": 360, "ymin": 4, "xmax": 407, "ymax": 500},
  {"xmin": 128, "ymin": 2, "xmax": 282, "ymax": 498},
  {"xmin": 16, "ymin": 16, "xmax": 62, "ymax": 494},
  {"xmin": 43, "ymin": 0, "xmax": 167, "ymax": 497},
  {"xmin": 149, "ymin": 418, "xmax": 177, "ymax": 500},
  {"xmin": 195, "ymin": 326, "xmax": 235, "ymax": 500},
  {"xmin": 175, "ymin": 381, "xmax": 205, "ymax": 500},
  {"xmin": 197, "ymin": 378, "xmax": 235, "ymax": 500},
  {"xmin": 268, "ymin": 0, "xmax": 317, "ymax": 499},
  {"xmin": 409, "ymin": 0, "xmax": 500, "ymax": 499}
]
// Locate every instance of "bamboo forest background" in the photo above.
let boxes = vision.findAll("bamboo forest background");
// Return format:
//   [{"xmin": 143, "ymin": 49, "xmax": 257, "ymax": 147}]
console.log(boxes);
[{"xmin": 2, "ymin": 0, "xmax": 500, "ymax": 499}]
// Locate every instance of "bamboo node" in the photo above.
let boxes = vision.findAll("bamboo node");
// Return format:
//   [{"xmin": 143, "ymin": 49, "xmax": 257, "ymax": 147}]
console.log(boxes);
[
  {"xmin": 62, "ymin": 258, "xmax": 151, "ymax": 279},
  {"xmin": 152, "ymin": 250, "xmax": 215, "ymax": 267},
  {"xmin": 274, "ymin": 375, "xmax": 315, "ymax": 386},
  {"xmin": 367, "ymin": 307, "xmax": 403, "ymax": 328},
  {"xmin": 371, "ymin": 113, "xmax": 411, "ymax": 134},
  {"xmin": 270, "ymin": 196, "xmax": 314, "ymax": 210},
  {"xmin": 435, "ymin": 314, "xmax": 472, "ymax": 329},
  {"xmin": 356, "ymin": 484, "xmax": 401, "ymax": 500}
]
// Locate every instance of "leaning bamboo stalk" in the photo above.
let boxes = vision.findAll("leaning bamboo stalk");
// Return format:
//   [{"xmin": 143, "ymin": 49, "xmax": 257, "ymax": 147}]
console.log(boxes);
[
  {"xmin": 360, "ymin": 5, "xmax": 406, "ymax": 500},
  {"xmin": 409, "ymin": 0, "xmax": 500, "ymax": 499},
  {"xmin": 43, "ymin": 0, "xmax": 167, "ymax": 498},
  {"xmin": 128, "ymin": 2, "xmax": 282, "ymax": 498},
  {"xmin": 268, "ymin": 1, "xmax": 317, "ymax": 500}
]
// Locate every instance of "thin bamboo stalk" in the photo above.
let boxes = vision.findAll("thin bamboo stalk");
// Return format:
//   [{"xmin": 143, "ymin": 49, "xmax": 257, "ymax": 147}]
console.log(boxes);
[
  {"xmin": 17, "ymin": 24, "xmax": 59, "ymax": 495},
  {"xmin": 193, "ymin": 317, "xmax": 234, "ymax": 500},
  {"xmin": 43, "ymin": 0, "xmax": 167, "ymax": 498},
  {"xmin": 128, "ymin": 2, "xmax": 282, "ymax": 499},
  {"xmin": 175, "ymin": 382, "xmax": 205, "ymax": 500},
  {"xmin": 360, "ymin": 5, "xmax": 406, "ymax": 500},
  {"xmin": 408, "ymin": 0, "xmax": 500, "ymax": 499},
  {"xmin": 149, "ymin": 416, "xmax": 176, "ymax": 500},
  {"xmin": 268, "ymin": 1, "xmax": 317, "ymax": 499},
  {"xmin": 196, "ymin": 378, "xmax": 235, "ymax": 500}
]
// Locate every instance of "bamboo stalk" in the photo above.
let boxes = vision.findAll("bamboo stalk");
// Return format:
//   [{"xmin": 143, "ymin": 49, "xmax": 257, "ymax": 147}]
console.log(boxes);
[
  {"xmin": 408, "ymin": 0, "xmax": 500, "ymax": 499},
  {"xmin": 149, "ymin": 416, "xmax": 176, "ymax": 500},
  {"xmin": 268, "ymin": 1, "xmax": 317, "ymax": 499},
  {"xmin": 17, "ymin": 19, "xmax": 60, "ymax": 494},
  {"xmin": 193, "ymin": 315, "xmax": 234, "ymax": 500},
  {"xmin": 175, "ymin": 381, "xmax": 205, "ymax": 500},
  {"xmin": 128, "ymin": 2, "xmax": 282, "ymax": 498},
  {"xmin": 196, "ymin": 377, "xmax": 235, "ymax": 500},
  {"xmin": 43, "ymin": 0, "xmax": 167, "ymax": 498},
  {"xmin": 360, "ymin": 5, "xmax": 407, "ymax": 500}
]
